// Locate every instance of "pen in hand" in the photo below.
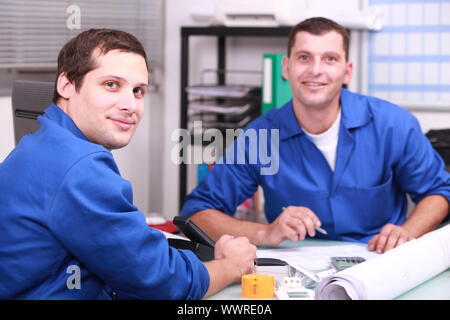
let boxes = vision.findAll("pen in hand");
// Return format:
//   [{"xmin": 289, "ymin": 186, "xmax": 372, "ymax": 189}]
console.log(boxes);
[
  {"xmin": 314, "ymin": 226, "xmax": 328, "ymax": 235},
  {"xmin": 281, "ymin": 206, "xmax": 328, "ymax": 235}
]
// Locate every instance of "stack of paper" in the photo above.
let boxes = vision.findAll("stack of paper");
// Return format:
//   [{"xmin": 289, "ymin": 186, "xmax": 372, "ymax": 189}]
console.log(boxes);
[
  {"xmin": 186, "ymin": 85, "xmax": 261, "ymax": 132},
  {"xmin": 186, "ymin": 85, "xmax": 259, "ymax": 98},
  {"xmin": 257, "ymin": 244, "xmax": 378, "ymax": 271},
  {"xmin": 315, "ymin": 225, "xmax": 450, "ymax": 300},
  {"xmin": 188, "ymin": 102, "xmax": 253, "ymax": 115}
]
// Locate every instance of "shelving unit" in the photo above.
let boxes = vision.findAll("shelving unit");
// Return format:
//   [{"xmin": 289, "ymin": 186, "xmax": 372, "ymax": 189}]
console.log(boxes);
[{"xmin": 179, "ymin": 26, "xmax": 291, "ymax": 210}]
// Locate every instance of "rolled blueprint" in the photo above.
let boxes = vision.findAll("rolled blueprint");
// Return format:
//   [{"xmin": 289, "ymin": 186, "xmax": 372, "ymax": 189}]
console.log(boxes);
[{"xmin": 315, "ymin": 224, "xmax": 450, "ymax": 300}]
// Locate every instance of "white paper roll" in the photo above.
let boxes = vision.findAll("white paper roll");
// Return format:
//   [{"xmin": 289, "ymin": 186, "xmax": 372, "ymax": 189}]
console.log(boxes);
[{"xmin": 315, "ymin": 224, "xmax": 450, "ymax": 300}]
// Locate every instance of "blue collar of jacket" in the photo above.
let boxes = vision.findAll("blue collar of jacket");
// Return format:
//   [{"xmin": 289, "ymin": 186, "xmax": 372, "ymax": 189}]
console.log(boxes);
[
  {"xmin": 279, "ymin": 88, "xmax": 373, "ymax": 140},
  {"xmin": 40, "ymin": 104, "xmax": 89, "ymax": 141}
]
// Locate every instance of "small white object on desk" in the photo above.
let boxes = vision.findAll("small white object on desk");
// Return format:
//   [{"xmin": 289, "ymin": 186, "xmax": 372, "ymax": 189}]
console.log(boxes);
[
  {"xmin": 145, "ymin": 214, "xmax": 166, "ymax": 225},
  {"xmin": 275, "ymin": 277, "xmax": 315, "ymax": 300}
]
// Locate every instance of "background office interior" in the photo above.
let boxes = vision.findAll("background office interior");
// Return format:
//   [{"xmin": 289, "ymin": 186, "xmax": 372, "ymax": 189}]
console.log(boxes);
[{"xmin": 0, "ymin": 0, "xmax": 449, "ymax": 221}]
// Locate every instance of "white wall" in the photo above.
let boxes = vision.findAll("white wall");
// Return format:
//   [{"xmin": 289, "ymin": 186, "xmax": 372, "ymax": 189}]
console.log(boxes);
[
  {"xmin": 412, "ymin": 111, "xmax": 450, "ymax": 133},
  {"xmin": 0, "ymin": 97, "xmax": 14, "ymax": 162},
  {"xmin": 163, "ymin": 0, "xmax": 215, "ymax": 219}
]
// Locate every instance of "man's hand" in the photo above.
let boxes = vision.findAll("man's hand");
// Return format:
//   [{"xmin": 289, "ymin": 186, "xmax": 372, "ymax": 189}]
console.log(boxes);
[
  {"xmin": 203, "ymin": 235, "xmax": 256, "ymax": 297},
  {"xmin": 368, "ymin": 224, "xmax": 414, "ymax": 254},
  {"xmin": 214, "ymin": 235, "xmax": 256, "ymax": 280},
  {"xmin": 256, "ymin": 206, "xmax": 322, "ymax": 246}
]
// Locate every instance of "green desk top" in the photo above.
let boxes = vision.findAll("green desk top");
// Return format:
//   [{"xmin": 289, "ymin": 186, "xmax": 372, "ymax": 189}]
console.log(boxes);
[{"xmin": 208, "ymin": 238, "xmax": 450, "ymax": 300}]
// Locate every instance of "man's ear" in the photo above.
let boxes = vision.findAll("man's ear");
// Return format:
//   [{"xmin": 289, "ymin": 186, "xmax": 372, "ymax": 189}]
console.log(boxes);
[
  {"xmin": 56, "ymin": 72, "xmax": 74, "ymax": 100},
  {"xmin": 343, "ymin": 61, "xmax": 353, "ymax": 86},
  {"xmin": 281, "ymin": 55, "xmax": 289, "ymax": 81}
]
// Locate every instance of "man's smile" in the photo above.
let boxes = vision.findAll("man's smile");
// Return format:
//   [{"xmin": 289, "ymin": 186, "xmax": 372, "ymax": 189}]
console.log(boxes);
[
  {"xmin": 109, "ymin": 116, "xmax": 135, "ymax": 130},
  {"xmin": 302, "ymin": 81, "xmax": 326, "ymax": 88}
]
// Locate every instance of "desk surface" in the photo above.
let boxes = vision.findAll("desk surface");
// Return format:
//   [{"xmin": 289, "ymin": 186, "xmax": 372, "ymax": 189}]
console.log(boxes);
[{"xmin": 208, "ymin": 239, "xmax": 450, "ymax": 300}]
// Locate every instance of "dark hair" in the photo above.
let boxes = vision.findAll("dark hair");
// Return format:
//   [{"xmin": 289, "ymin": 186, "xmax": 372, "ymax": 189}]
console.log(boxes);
[
  {"xmin": 287, "ymin": 17, "xmax": 350, "ymax": 60},
  {"xmin": 53, "ymin": 28, "xmax": 148, "ymax": 104}
]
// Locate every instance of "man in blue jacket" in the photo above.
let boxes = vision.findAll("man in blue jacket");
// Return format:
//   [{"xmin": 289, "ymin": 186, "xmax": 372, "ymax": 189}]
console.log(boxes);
[
  {"xmin": 0, "ymin": 29, "xmax": 256, "ymax": 299},
  {"xmin": 181, "ymin": 17, "xmax": 450, "ymax": 254}
]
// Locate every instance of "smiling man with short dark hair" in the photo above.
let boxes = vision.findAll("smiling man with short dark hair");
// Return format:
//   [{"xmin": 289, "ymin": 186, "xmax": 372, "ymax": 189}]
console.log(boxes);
[
  {"xmin": 181, "ymin": 17, "xmax": 450, "ymax": 254},
  {"xmin": 0, "ymin": 28, "xmax": 256, "ymax": 299}
]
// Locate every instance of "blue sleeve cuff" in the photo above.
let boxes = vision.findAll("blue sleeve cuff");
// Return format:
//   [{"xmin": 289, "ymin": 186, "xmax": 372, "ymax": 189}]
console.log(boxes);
[{"xmin": 176, "ymin": 249, "xmax": 210, "ymax": 299}]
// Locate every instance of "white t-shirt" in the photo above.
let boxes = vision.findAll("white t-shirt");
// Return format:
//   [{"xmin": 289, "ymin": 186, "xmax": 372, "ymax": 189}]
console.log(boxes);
[{"xmin": 303, "ymin": 110, "xmax": 341, "ymax": 172}]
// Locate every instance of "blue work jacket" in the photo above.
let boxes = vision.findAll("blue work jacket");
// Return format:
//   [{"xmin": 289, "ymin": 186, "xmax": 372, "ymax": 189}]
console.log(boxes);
[
  {"xmin": 0, "ymin": 105, "xmax": 209, "ymax": 299},
  {"xmin": 181, "ymin": 89, "xmax": 450, "ymax": 243}
]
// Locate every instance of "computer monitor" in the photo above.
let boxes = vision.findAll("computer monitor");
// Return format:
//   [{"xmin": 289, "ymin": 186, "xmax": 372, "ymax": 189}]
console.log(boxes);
[{"xmin": 11, "ymin": 80, "xmax": 54, "ymax": 145}]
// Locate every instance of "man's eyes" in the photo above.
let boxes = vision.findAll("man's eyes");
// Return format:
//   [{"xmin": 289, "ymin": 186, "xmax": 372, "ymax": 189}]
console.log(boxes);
[
  {"xmin": 133, "ymin": 87, "xmax": 145, "ymax": 97},
  {"xmin": 295, "ymin": 55, "xmax": 338, "ymax": 62},
  {"xmin": 105, "ymin": 81, "xmax": 119, "ymax": 89},
  {"xmin": 104, "ymin": 81, "xmax": 146, "ymax": 97}
]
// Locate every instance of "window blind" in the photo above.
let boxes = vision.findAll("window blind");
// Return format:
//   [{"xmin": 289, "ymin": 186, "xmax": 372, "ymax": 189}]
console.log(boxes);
[
  {"xmin": 367, "ymin": 0, "xmax": 450, "ymax": 110},
  {"xmin": 0, "ymin": 0, "xmax": 164, "ymax": 70}
]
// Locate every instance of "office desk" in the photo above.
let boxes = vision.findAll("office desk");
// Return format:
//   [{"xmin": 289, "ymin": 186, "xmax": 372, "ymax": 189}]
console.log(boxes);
[{"xmin": 207, "ymin": 239, "xmax": 450, "ymax": 300}]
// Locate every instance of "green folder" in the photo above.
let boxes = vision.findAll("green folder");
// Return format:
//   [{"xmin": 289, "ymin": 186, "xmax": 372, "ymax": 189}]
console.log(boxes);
[{"xmin": 261, "ymin": 53, "xmax": 292, "ymax": 114}]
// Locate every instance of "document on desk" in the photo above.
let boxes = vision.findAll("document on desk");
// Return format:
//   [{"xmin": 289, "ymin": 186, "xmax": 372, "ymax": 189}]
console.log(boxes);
[
  {"xmin": 256, "ymin": 243, "xmax": 378, "ymax": 271},
  {"xmin": 315, "ymin": 224, "xmax": 450, "ymax": 300}
]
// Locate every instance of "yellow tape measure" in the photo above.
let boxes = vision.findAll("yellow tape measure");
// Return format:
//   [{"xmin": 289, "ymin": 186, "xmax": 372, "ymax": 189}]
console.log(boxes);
[{"xmin": 241, "ymin": 274, "xmax": 275, "ymax": 299}]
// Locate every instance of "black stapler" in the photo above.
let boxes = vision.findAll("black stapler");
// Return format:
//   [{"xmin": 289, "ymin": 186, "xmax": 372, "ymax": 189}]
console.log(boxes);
[{"xmin": 168, "ymin": 216, "xmax": 215, "ymax": 262}]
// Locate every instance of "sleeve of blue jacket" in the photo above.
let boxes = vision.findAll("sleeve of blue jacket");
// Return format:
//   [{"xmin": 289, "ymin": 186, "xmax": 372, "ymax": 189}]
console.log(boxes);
[
  {"xmin": 393, "ymin": 112, "xmax": 450, "ymax": 212},
  {"xmin": 48, "ymin": 151, "xmax": 210, "ymax": 299}
]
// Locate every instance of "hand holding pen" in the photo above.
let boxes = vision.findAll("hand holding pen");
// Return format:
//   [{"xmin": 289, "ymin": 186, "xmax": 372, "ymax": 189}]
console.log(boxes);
[
  {"xmin": 256, "ymin": 205, "xmax": 327, "ymax": 246},
  {"xmin": 282, "ymin": 206, "xmax": 328, "ymax": 235}
]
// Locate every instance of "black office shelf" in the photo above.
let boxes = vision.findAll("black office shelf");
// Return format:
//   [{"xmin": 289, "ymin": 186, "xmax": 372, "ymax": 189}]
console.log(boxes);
[{"xmin": 179, "ymin": 26, "xmax": 291, "ymax": 210}]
